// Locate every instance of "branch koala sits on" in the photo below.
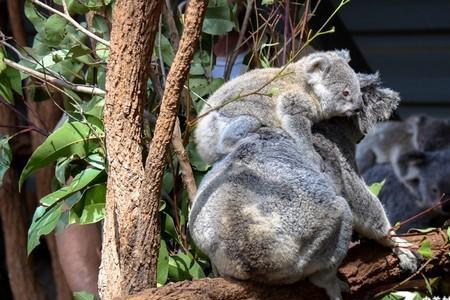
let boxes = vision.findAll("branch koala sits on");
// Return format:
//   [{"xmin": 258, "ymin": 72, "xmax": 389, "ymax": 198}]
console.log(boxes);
[
  {"xmin": 195, "ymin": 50, "xmax": 362, "ymax": 165},
  {"xmin": 363, "ymin": 150, "xmax": 450, "ymax": 232},
  {"xmin": 189, "ymin": 73, "xmax": 419, "ymax": 300}
]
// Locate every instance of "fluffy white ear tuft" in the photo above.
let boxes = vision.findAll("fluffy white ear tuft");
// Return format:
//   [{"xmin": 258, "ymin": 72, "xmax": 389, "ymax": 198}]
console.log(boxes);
[{"xmin": 333, "ymin": 49, "xmax": 351, "ymax": 62}]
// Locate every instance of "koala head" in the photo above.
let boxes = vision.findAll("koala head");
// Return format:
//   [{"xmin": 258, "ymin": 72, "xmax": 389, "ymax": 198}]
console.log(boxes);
[
  {"xmin": 406, "ymin": 115, "xmax": 450, "ymax": 151},
  {"xmin": 301, "ymin": 50, "xmax": 363, "ymax": 118},
  {"xmin": 396, "ymin": 150, "xmax": 450, "ymax": 213},
  {"xmin": 355, "ymin": 72, "xmax": 401, "ymax": 134}
]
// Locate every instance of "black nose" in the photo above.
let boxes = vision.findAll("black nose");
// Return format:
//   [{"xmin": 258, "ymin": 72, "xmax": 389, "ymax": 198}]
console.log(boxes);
[{"xmin": 353, "ymin": 108, "xmax": 361, "ymax": 113}]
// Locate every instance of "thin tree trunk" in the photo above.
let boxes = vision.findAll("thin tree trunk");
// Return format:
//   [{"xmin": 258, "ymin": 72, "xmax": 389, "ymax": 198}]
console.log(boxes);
[
  {"xmin": 0, "ymin": 102, "xmax": 46, "ymax": 300},
  {"xmin": 6, "ymin": 0, "xmax": 27, "ymax": 46},
  {"xmin": 99, "ymin": 0, "xmax": 164, "ymax": 298},
  {"xmin": 27, "ymin": 99, "xmax": 72, "ymax": 300}
]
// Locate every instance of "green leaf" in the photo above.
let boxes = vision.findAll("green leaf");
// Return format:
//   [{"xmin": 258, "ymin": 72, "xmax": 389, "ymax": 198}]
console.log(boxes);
[
  {"xmin": 67, "ymin": 45, "xmax": 92, "ymax": 59},
  {"xmin": 44, "ymin": 15, "xmax": 68, "ymax": 44},
  {"xmin": 0, "ymin": 49, "xmax": 6, "ymax": 73},
  {"xmin": 19, "ymin": 121, "xmax": 102, "ymax": 188},
  {"xmin": 55, "ymin": 157, "xmax": 71, "ymax": 186},
  {"xmin": 73, "ymin": 291, "xmax": 95, "ymax": 300},
  {"xmin": 24, "ymin": 0, "xmax": 46, "ymax": 33},
  {"xmin": 40, "ymin": 167, "xmax": 105, "ymax": 206},
  {"xmin": 409, "ymin": 227, "xmax": 436, "ymax": 233},
  {"xmin": 187, "ymin": 143, "xmax": 210, "ymax": 172},
  {"xmin": 0, "ymin": 136, "xmax": 12, "ymax": 186},
  {"xmin": 262, "ymin": 0, "xmax": 275, "ymax": 5},
  {"xmin": 156, "ymin": 240, "xmax": 169, "ymax": 285},
  {"xmin": 163, "ymin": 212, "xmax": 181, "ymax": 244},
  {"xmin": 69, "ymin": 183, "xmax": 106, "ymax": 224},
  {"xmin": 418, "ymin": 239, "xmax": 433, "ymax": 259},
  {"xmin": 95, "ymin": 43, "xmax": 109, "ymax": 61},
  {"xmin": 369, "ymin": 180, "xmax": 385, "ymax": 196},
  {"xmin": 380, "ymin": 293, "xmax": 405, "ymax": 300},
  {"xmin": 91, "ymin": 15, "xmax": 110, "ymax": 41},
  {"xmin": 202, "ymin": 7, "xmax": 235, "ymax": 35},
  {"xmin": 447, "ymin": 226, "xmax": 450, "ymax": 240},
  {"xmin": 5, "ymin": 67, "xmax": 23, "ymax": 96},
  {"xmin": 168, "ymin": 255, "xmax": 190, "ymax": 281},
  {"xmin": 0, "ymin": 72, "xmax": 14, "ymax": 103},
  {"xmin": 155, "ymin": 33, "xmax": 174, "ymax": 66},
  {"xmin": 28, "ymin": 203, "xmax": 63, "ymax": 254}
]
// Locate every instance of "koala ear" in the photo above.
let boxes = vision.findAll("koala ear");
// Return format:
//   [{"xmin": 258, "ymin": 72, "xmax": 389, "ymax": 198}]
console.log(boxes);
[
  {"xmin": 395, "ymin": 150, "xmax": 426, "ymax": 179},
  {"xmin": 356, "ymin": 72, "xmax": 401, "ymax": 134},
  {"xmin": 333, "ymin": 49, "xmax": 351, "ymax": 63},
  {"xmin": 305, "ymin": 54, "xmax": 331, "ymax": 79}
]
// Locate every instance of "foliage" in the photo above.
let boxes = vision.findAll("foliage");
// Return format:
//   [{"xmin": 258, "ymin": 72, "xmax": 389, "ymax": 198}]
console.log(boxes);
[
  {"xmin": 0, "ymin": 0, "xmax": 386, "ymax": 289},
  {"xmin": 0, "ymin": 136, "xmax": 12, "ymax": 186}
]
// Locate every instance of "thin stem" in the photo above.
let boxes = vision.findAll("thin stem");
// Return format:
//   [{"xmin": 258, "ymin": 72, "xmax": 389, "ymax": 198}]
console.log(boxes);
[
  {"xmin": 4, "ymin": 58, "xmax": 106, "ymax": 96},
  {"xmin": 30, "ymin": 0, "xmax": 110, "ymax": 47}
]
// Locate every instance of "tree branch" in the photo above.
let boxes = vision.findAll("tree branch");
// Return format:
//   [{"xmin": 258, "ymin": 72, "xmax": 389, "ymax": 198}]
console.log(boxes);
[
  {"xmin": 118, "ymin": 230, "xmax": 450, "ymax": 300},
  {"xmin": 3, "ymin": 58, "xmax": 106, "ymax": 96},
  {"xmin": 30, "ymin": 0, "xmax": 110, "ymax": 47}
]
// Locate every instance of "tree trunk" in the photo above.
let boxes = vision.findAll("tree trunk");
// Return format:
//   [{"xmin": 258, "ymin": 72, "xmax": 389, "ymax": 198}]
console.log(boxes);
[
  {"xmin": 27, "ymin": 99, "xmax": 72, "ymax": 300},
  {"xmin": 118, "ymin": 230, "xmax": 450, "ymax": 300},
  {"xmin": 0, "ymin": 102, "xmax": 46, "ymax": 300},
  {"xmin": 99, "ymin": 0, "xmax": 164, "ymax": 298}
]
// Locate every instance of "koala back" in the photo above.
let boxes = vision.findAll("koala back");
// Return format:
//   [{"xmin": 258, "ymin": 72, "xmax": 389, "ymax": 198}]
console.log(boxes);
[{"xmin": 189, "ymin": 127, "xmax": 353, "ymax": 283}]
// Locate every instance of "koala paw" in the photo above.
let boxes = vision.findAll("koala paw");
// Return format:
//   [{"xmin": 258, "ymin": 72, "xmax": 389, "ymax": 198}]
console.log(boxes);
[{"xmin": 391, "ymin": 238, "xmax": 420, "ymax": 273}]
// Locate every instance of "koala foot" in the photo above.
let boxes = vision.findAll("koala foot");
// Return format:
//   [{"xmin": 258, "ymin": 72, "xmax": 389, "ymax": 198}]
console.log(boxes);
[
  {"xmin": 309, "ymin": 270, "xmax": 348, "ymax": 300},
  {"xmin": 391, "ymin": 237, "xmax": 420, "ymax": 273}
]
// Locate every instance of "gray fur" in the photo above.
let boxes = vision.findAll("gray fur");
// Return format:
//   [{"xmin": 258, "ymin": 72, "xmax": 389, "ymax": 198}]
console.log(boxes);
[
  {"xmin": 363, "ymin": 150, "xmax": 450, "ymax": 233},
  {"xmin": 190, "ymin": 72, "xmax": 418, "ymax": 300},
  {"xmin": 407, "ymin": 115, "xmax": 450, "ymax": 151},
  {"xmin": 356, "ymin": 121, "xmax": 415, "ymax": 174},
  {"xmin": 195, "ymin": 50, "xmax": 363, "ymax": 164}
]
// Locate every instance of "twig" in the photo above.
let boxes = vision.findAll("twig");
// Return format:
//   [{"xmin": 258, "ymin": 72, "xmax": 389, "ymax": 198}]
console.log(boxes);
[
  {"xmin": 30, "ymin": 0, "xmax": 110, "ymax": 47},
  {"xmin": 171, "ymin": 118, "xmax": 197, "ymax": 202},
  {"xmin": 4, "ymin": 58, "xmax": 106, "ymax": 96},
  {"xmin": 224, "ymin": 0, "xmax": 254, "ymax": 81}
]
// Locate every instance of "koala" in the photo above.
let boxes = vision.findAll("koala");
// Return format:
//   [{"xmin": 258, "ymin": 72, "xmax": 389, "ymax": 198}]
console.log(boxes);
[
  {"xmin": 355, "ymin": 121, "xmax": 415, "ymax": 174},
  {"xmin": 190, "ymin": 72, "xmax": 418, "ymax": 300},
  {"xmin": 407, "ymin": 115, "xmax": 450, "ymax": 152},
  {"xmin": 195, "ymin": 49, "xmax": 362, "ymax": 165},
  {"xmin": 362, "ymin": 150, "xmax": 450, "ymax": 232},
  {"xmin": 356, "ymin": 115, "xmax": 450, "ymax": 175}
]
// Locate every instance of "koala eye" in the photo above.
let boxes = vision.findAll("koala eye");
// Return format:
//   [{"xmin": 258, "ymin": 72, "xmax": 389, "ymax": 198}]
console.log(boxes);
[
  {"xmin": 342, "ymin": 89, "xmax": 350, "ymax": 97},
  {"xmin": 409, "ymin": 178, "xmax": 420, "ymax": 187},
  {"xmin": 431, "ymin": 186, "xmax": 439, "ymax": 195}
]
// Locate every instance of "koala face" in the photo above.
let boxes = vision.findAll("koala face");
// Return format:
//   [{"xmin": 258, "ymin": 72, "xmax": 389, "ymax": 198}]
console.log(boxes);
[
  {"xmin": 396, "ymin": 150, "xmax": 450, "ymax": 213},
  {"xmin": 304, "ymin": 51, "xmax": 363, "ymax": 118},
  {"xmin": 406, "ymin": 115, "xmax": 450, "ymax": 151}
]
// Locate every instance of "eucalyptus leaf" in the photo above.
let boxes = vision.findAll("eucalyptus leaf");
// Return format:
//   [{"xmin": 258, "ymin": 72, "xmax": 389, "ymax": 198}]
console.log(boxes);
[
  {"xmin": 69, "ymin": 183, "xmax": 106, "ymax": 224},
  {"xmin": 44, "ymin": 15, "xmax": 68, "ymax": 44},
  {"xmin": 28, "ymin": 203, "xmax": 63, "ymax": 254},
  {"xmin": 368, "ymin": 180, "xmax": 385, "ymax": 197},
  {"xmin": 0, "ymin": 73, "xmax": 14, "ymax": 104},
  {"xmin": 5, "ymin": 67, "xmax": 23, "ymax": 96},
  {"xmin": 418, "ymin": 239, "xmax": 433, "ymax": 259},
  {"xmin": 202, "ymin": 7, "xmax": 235, "ymax": 35},
  {"xmin": 155, "ymin": 33, "xmax": 174, "ymax": 66},
  {"xmin": 73, "ymin": 291, "xmax": 95, "ymax": 300},
  {"xmin": 0, "ymin": 49, "xmax": 6, "ymax": 73},
  {"xmin": 156, "ymin": 240, "xmax": 169, "ymax": 285},
  {"xmin": 24, "ymin": 0, "xmax": 46, "ymax": 33},
  {"xmin": 19, "ymin": 121, "xmax": 102, "ymax": 188},
  {"xmin": 40, "ymin": 167, "xmax": 105, "ymax": 207},
  {"xmin": 0, "ymin": 136, "xmax": 12, "ymax": 186}
]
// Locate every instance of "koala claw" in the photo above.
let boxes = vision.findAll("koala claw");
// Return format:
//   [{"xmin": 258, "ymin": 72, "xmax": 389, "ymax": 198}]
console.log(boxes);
[{"xmin": 391, "ymin": 238, "xmax": 420, "ymax": 273}]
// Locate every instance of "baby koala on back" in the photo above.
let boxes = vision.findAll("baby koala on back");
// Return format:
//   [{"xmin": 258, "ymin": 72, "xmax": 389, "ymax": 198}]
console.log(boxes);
[{"xmin": 195, "ymin": 50, "xmax": 363, "ymax": 164}]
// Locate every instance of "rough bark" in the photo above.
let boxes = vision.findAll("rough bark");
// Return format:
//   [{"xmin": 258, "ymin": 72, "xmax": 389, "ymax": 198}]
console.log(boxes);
[
  {"xmin": 27, "ymin": 99, "xmax": 72, "ymax": 300},
  {"xmin": 118, "ymin": 230, "xmax": 450, "ymax": 300},
  {"xmin": 138, "ymin": 0, "xmax": 207, "ymax": 292},
  {"xmin": 0, "ymin": 103, "xmax": 46, "ymax": 300},
  {"xmin": 99, "ymin": 0, "xmax": 164, "ymax": 298}
]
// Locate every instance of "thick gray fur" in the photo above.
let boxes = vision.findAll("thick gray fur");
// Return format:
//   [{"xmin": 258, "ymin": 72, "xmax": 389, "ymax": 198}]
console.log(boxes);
[
  {"xmin": 190, "ymin": 72, "xmax": 419, "ymax": 300},
  {"xmin": 195, "ymin": 50, "xmax": 363, "ymax": 165},
  {"xmin": 363, "ymin": 150, "xmax": 450, "ymax": 232}
]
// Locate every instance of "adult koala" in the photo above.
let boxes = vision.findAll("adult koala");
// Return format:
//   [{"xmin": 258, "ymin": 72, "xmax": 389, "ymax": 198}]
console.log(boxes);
[
  {"xmin": 189, "ymin": 73, "xmax": 418, "ymax": 300},
  {"xmin": 363, "ymin": 150, "xmax": 450, "ymax": 232}
]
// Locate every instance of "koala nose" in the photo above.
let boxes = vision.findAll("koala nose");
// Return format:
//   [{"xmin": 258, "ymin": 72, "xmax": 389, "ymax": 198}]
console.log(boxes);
[{"xmin": 353, "ymin": 108, "xmax": 361, "ymax": 113}]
